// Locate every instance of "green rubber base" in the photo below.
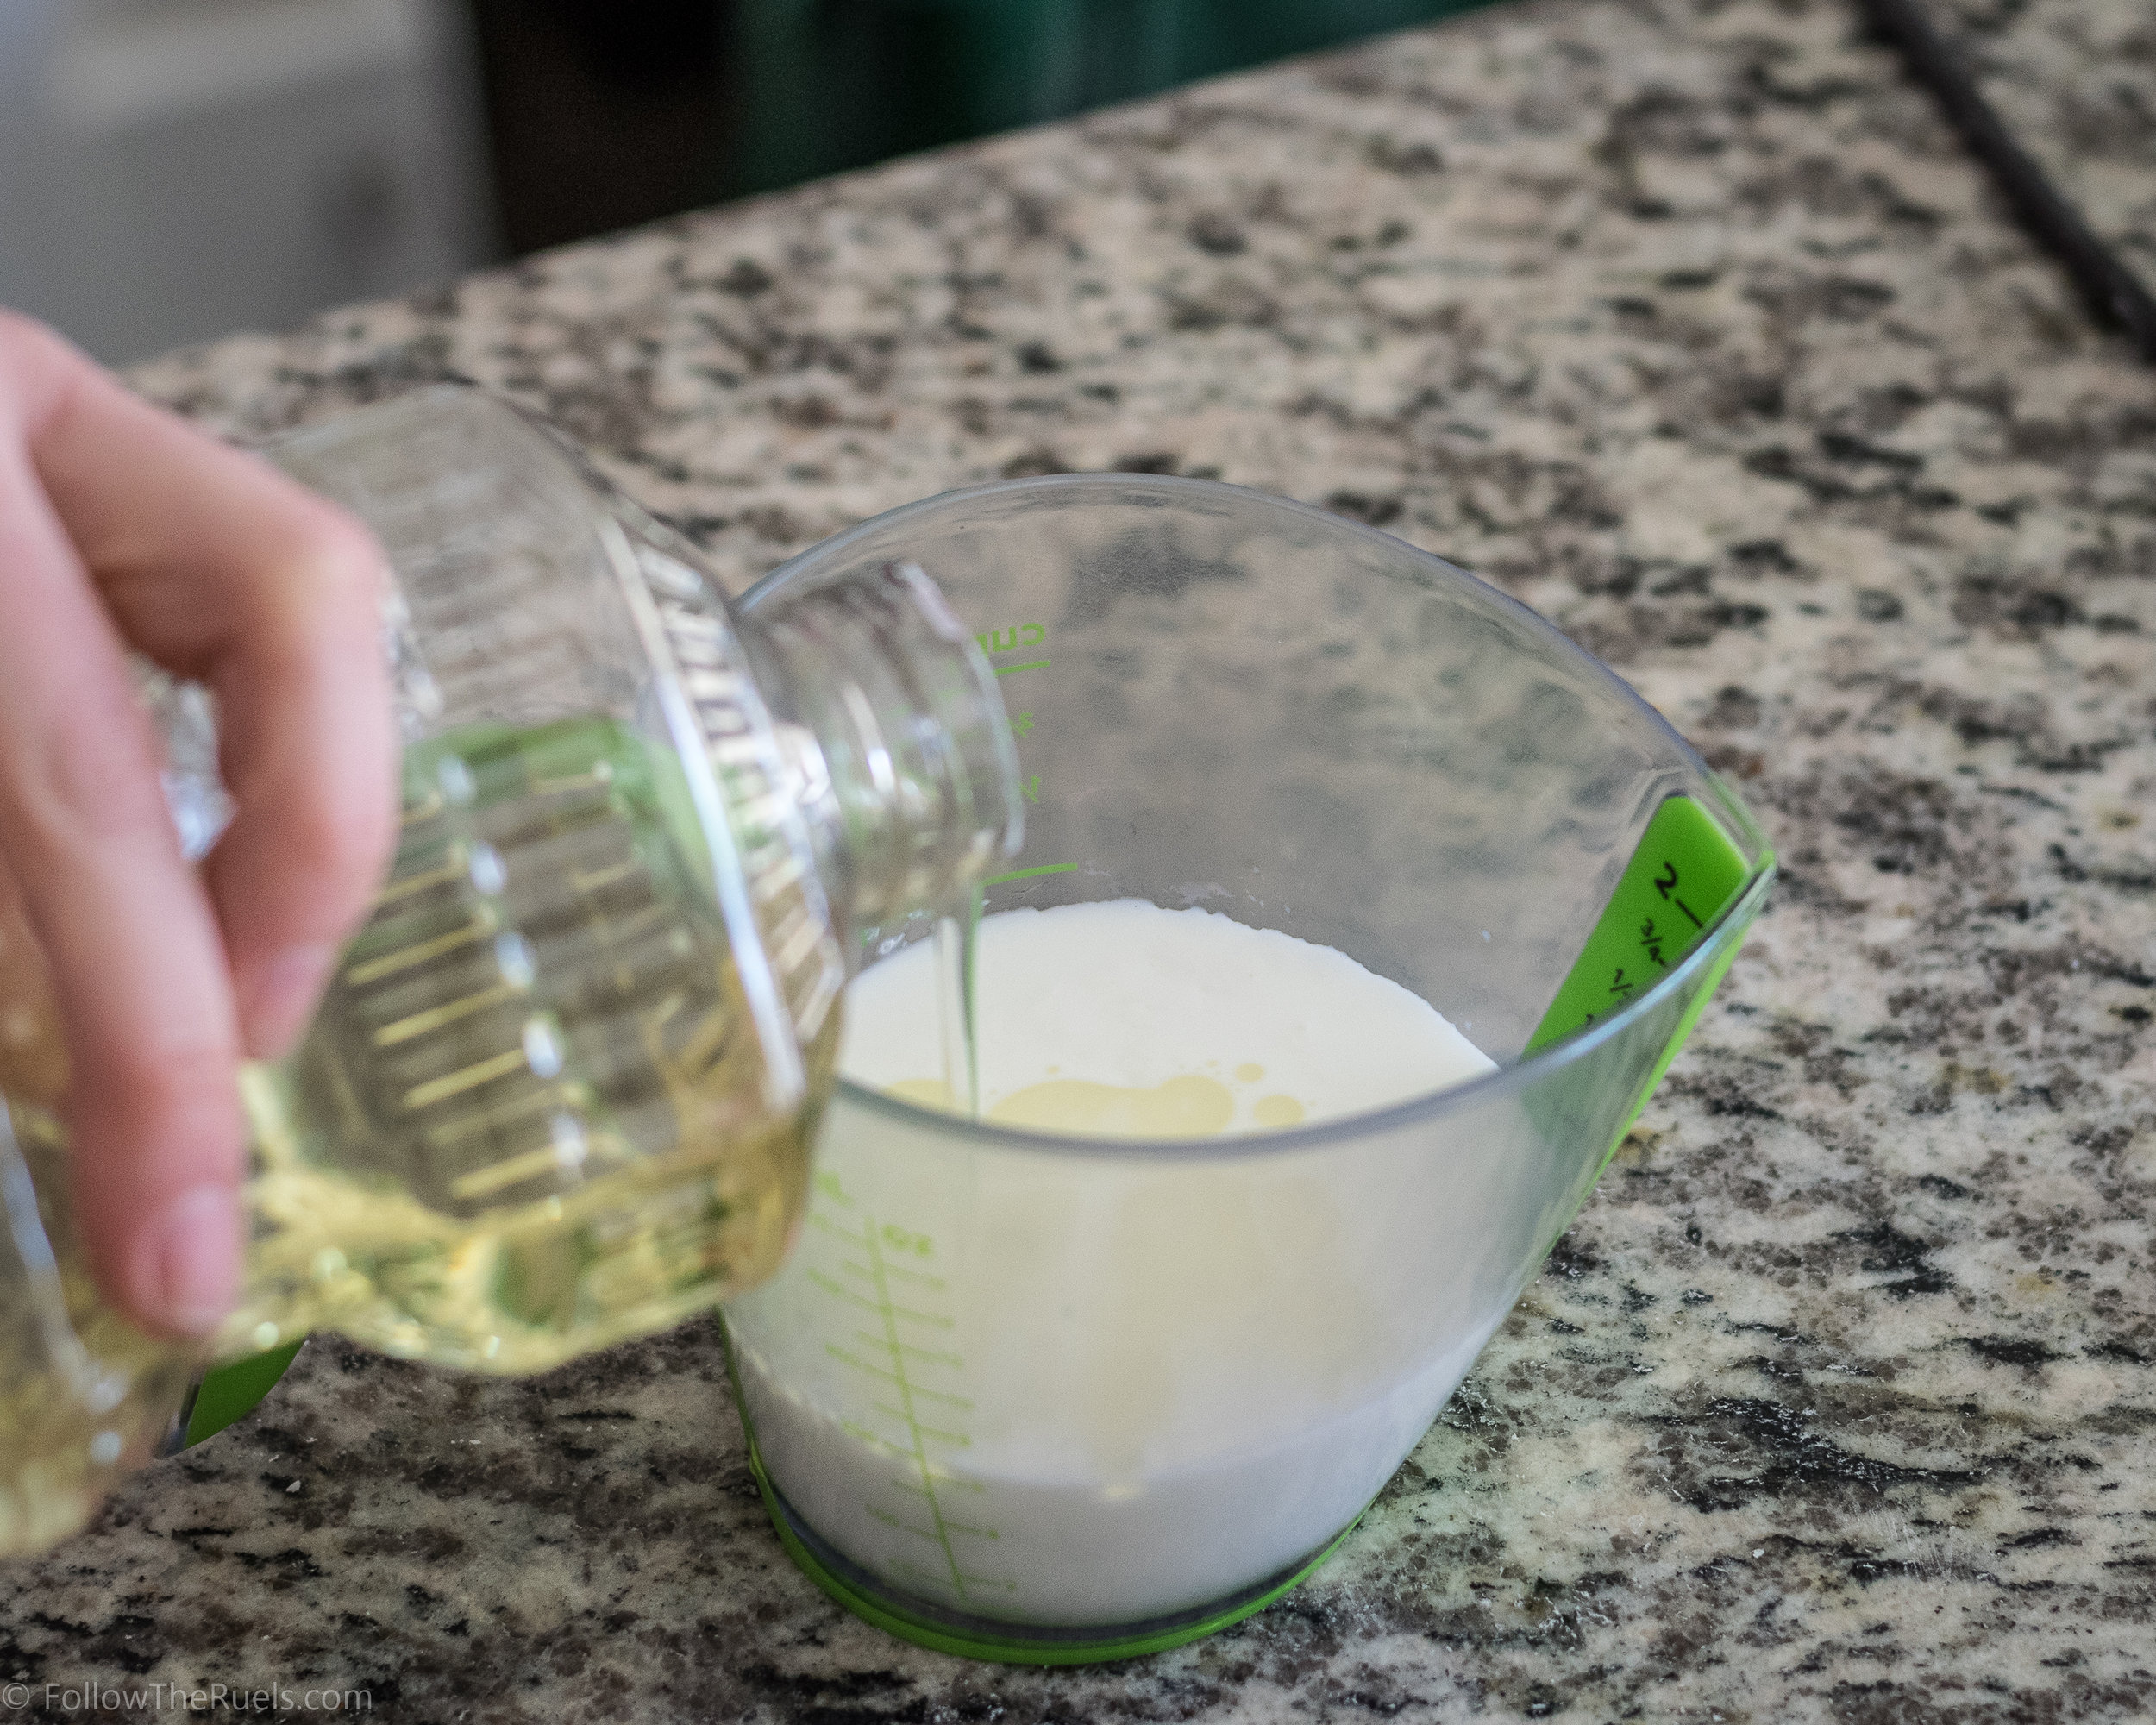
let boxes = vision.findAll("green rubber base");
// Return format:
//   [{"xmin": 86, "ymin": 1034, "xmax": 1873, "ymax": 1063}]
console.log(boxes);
[{"xmin": 721, "ymin": 1318, "xmax": 1357, "ymax": 1665}]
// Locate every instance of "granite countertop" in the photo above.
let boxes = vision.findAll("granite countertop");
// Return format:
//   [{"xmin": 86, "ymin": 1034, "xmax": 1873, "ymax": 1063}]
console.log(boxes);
[{"xmin": 6, "ymin": 0, "xmax": 2153, "ymax": 1716}]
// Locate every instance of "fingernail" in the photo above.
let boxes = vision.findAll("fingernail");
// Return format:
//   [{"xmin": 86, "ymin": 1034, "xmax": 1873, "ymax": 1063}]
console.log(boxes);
[
  {"xmin": 141, "ymin": 1185, "xmax": 240, "ymax": 1339},
  {"xmin": 241, "ymin": 944, "xmax": 332, "ymax": 1059}
]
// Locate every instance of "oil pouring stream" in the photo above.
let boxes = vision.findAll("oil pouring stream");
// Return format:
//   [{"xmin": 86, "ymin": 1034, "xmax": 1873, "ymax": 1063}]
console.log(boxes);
[{"xmin": 0, "ymin": 387, "xmax": 1023, "ymax": 1558}]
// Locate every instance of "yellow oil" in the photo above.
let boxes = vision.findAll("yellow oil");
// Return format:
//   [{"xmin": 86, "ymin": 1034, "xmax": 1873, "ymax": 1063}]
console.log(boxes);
[
  {"xmin": 902, "ymin": 900, "xmax": 1313, "ymax": 1139},
  {"xmin": 1, "ymin": 714, "xmax": 837, "ymax": 1550},
  {"xmin": 229, "ymin": 717, "xmax": 836, "ymax": 1370},
  {"xmin": 1, "ymin": 907, "xmax": 196, "ymax": 1557}
]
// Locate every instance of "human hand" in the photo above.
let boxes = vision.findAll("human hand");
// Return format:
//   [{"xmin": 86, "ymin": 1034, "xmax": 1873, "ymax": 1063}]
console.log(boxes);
[{"xmin": 0, "ymin": 312, "xmax": 396, "ymax": 1341}]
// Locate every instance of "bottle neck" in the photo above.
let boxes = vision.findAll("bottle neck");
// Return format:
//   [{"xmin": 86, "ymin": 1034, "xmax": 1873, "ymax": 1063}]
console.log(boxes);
[
  {"xmin": 738, "ymin": 562, "xmax": 1024, "ymax": 966},
  {"xmin": 152, "ymin": 381, "xmax": 1025, "ymax": 997}
]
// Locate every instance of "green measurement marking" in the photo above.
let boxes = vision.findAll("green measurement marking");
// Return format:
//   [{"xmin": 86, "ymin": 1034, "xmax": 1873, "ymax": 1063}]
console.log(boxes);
[
  {"xmin": 896, "ymin": 1472, "xmax": 985, "ymax": 1496},
  {"xmin": 869, "ymin": 1507, "xmax": 945, "ymax": 1540},
  {"xmin": 872, "ymin": 1404, "xmax": 968, "ymax": 1444},
  {"xmin": 824, "ymin": 1348, "xmax": 973, "ymax": 1407},
  {"xmin": 862, "ymin": 1212, "xmax": 975, "ymax": 1603},
  {"xmin": 805, "ymin": 1268, "xmax": 881, "ymax": 1314},
  {"xmin": 993, "ymin": 660, "xmax": 1050, "ymax": 676},
  {"xmin": 893, "ymin": 1556, "xmax": 1016, "ymax": 1593},
  {"xmin": 841, "ymin": 1418, "xmax": 901, "ymax": 1452},
  {"xmin": 986, "ymin": 862, "xmax": 1078, "ymax": 887},
  {"xmin": 1526, "ymin": 794, "xmax": 1753, "ymax": 1055},
  {"xmin": 873, "ymin": 1263, "xmax": 947, "ymax": 1289},
  {"xmin": 856, "ymin": 1327, "xmax": 965, "ymax": 1368},
  {"xmin": 804, "ymin": 1206, "xmax": 1006, "ymax": 1602}
]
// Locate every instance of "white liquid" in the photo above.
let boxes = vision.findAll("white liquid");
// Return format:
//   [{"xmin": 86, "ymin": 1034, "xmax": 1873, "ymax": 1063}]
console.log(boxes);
[
  {"xmin": 849, "ymin": 900, "xmax": 1492, "ymax": 1137},
  {"xmin": 726, "ymin": 901, "xmax": 1499, "ymax": 1627}
]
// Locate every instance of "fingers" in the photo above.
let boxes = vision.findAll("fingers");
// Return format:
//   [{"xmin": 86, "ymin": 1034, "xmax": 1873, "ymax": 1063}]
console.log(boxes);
[
  {"xmin": 0, "ymin": 314, "xmax": 397, "ymax": 1336},
  {"xmin": 0, "ymin": 361, "xmax": 246, "ymax": 1338},
  {"xmin": 16, "ymin": 317, "xmax": 398, "ymax": 1063},
  {"xmin": 0, "ymin": 859, "xmax": 69, "ymax": 1109}
]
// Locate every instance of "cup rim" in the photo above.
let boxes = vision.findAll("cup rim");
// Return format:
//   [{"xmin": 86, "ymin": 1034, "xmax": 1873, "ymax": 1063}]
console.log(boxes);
[{"xmin": 745, "ymin": 472, "xmax": 1777, "ymax": 1163}]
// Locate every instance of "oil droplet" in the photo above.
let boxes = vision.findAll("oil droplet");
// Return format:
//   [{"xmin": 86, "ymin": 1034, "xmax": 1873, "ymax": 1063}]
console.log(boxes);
[
  {"xmin": 887, "ymin": 1077, "xmax": 957, "ymax": 1111},
  {"xmin": 888, "ymin": 1073, "xmax": 1242, "ymax": 1138},
  {"xmin": 990, "ymin": 1076, "xmax": 1236, "ymax": 1138},
  {"xmin": 1252, "ymin": 1095, "xmax": 1306, "ymax": 1128},
  {"xmin": 1234, "ymin": 1063, "xmax": 1265, "ymax": 1083}
]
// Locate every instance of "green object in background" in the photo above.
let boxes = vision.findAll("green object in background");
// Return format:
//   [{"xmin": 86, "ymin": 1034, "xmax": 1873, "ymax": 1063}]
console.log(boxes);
[
  {"xmin": 184, "ymin": 1339, "xmax": 306, "ymax": 1448},
  {"xmin": 730, "ymin": 0, "xmax": 1501, "ymax": 198}
]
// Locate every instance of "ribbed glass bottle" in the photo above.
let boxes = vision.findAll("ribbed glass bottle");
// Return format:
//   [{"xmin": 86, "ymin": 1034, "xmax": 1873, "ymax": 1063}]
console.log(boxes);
[{"xmin": 0, "ymin": 387, "xmax": 1022, "ymax": 1557}]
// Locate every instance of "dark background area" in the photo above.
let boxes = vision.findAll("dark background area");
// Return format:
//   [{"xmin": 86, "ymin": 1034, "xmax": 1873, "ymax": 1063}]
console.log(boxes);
[
  {"xmin": 472, "ymin": 0, "xmax": 1491, "ymax": 255},
  {"xmin": 469, "ymin": 0, "xmax": 735, "ymax": 256},
  {"xmin": 0, "ymin": 0, "xmax": 1490, "ymax": 361},
  {"xmin": 8, "ymin": 3, "xmax": 2129, "ymax": 372}
]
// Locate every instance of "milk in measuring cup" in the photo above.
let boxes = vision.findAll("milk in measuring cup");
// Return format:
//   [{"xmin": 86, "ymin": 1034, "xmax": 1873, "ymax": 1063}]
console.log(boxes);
[{"xmin": 726, "ymin": 900, "xmax": 1498, "ymax": 1625}]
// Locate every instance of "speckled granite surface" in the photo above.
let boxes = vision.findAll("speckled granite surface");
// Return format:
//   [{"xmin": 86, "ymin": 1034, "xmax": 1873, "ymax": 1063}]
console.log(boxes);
[{"xmin": 4, "ymin": 0, "xmax": 2152, "ymax": 1717}]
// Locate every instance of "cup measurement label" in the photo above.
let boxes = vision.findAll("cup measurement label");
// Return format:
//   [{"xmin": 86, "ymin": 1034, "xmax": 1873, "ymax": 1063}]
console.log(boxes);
[
  {"xmin": 802, "ymin": 1170, "xmax": 1014, "ymax": 1605},
  {"xmin": 1524, "ymin": 794, "xmax": 1755, "ymax": 1052},
  {"xmin": 975, "ymin": 624, "xmax": 1076, "ymax": 890},
  {"xmin": 977, "ymin": 621, "xmax": 1048, "ymax": 675}
]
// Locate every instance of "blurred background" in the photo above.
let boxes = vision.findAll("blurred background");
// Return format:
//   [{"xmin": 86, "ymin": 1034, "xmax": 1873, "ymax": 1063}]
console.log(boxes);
[{"xmin": 0, "ymin": 0, "xmax": 1489, "ymax": 365}]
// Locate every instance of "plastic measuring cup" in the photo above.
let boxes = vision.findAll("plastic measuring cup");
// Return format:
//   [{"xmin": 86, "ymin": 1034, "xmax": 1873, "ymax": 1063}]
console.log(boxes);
[{"xmin": 720, "ymin": 474, "xmax": 1774, "ymax": 1663}]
